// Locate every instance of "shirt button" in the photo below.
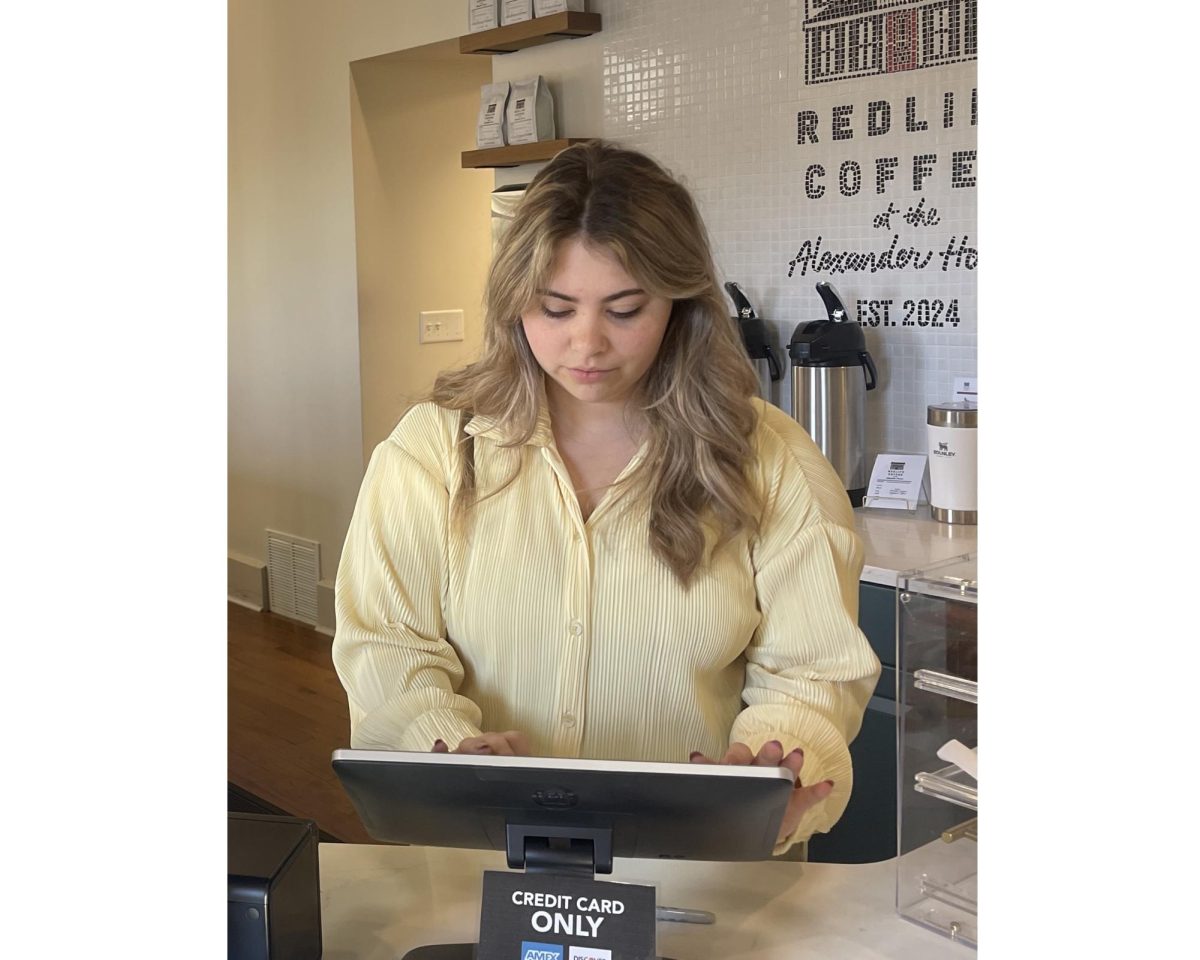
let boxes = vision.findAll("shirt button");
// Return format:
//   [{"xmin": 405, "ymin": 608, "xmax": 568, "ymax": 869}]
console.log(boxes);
[
  {"xmin": 562, "ymin": 713, "xmax": 576, "ymax": 726},
  {"xmin": 568, "ymin": 619, "xmax": 584, "ymax": 636}
]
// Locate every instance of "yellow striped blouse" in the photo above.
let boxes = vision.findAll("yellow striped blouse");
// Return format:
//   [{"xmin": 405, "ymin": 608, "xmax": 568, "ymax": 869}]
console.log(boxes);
[{"xmin": 332, "ymin": 397, "xmax": 881, "ymax": 850}]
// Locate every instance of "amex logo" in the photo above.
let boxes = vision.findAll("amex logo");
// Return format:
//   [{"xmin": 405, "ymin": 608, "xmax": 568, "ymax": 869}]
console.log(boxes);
[{"xmin": 521, "ymin": 942, "xmax": 563, "ymax": 960}]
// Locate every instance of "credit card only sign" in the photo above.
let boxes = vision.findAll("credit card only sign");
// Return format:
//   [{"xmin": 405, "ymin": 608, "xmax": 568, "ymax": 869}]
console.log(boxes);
[{"xmin": 477, "ymin": 871, "xmax": 655, "ymax": 960}]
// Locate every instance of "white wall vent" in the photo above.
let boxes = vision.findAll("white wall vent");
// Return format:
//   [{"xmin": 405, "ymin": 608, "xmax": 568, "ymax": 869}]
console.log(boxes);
[{"xmin": 265, "ymin": 529, "xmax": 321, "ymax": 626}]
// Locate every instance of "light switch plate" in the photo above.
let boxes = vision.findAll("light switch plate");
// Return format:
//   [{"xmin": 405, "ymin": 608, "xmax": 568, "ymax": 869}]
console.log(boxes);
[
  {"xmin": 953, "ymin": 375, "xmax": 977, "ymax": 403},
  {"xmin": 419, "ymin": 309, "xmax": 464, "ymax": 344}
]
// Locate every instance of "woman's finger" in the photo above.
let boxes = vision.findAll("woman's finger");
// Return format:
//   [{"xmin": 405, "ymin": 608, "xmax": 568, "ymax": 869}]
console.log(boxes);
[
  {"xmin": 778, "ymin": 779, "xmax": 836, "ymax": 841},
  {"xmin": 462, "ymin": 730, "xmax": 533, "ymax": 756},
  {"xmin": 500, "ymin": 730, "xmax": 532, "ymax": 755},
  {"xmin": 452, "ymin": 736, "xmax": 492, "ymax": 755},
  {"xmin": 479, "ymin": 733, "xmax": 516, "ymax": 755},
  {"xmin": 720, "ymin": 742, "xmax": 755, "ymax": 765},
  {"xmin": 753, "ymin": 740, "xmax": 784, "ymax": 766},
  {"xmin": 780, "ymin": 747, "xmax": 805, "ymax": 779}
]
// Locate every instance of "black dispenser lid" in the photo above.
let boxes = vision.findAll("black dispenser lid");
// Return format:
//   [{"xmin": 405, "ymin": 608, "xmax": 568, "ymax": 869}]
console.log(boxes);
[
  {"xmin": 725, "ymin": 281, "xmax": 773, "ymax": 361},
  {"xmin": 788, "ymin": 281, "xmax": 868, "ymax": 367}
]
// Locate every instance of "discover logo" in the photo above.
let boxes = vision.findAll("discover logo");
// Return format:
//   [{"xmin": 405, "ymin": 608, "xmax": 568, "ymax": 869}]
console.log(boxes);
[{"xmin": 569, "ymin": 948, "xmax": 612, "ymax": 960}]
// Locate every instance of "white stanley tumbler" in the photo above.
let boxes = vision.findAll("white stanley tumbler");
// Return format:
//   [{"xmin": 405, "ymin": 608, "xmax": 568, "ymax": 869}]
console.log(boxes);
[{"xmin": 927, "ymin": 402, "xmax": 977, "ymax": 524}]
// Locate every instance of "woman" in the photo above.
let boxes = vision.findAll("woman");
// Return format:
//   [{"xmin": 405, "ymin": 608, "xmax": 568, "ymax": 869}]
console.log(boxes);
[{"xmin": 332, "ymin": 141, "xmax": 880, "ymax": 854}]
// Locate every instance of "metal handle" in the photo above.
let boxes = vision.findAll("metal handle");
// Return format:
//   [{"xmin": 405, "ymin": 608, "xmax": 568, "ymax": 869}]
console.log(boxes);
[
  {"xmin": 913, "ymin": 669, "xmax": 977, "ymax": 704},
  {"xmin": 941, "ymin": 817, "xmax": 978, "ymax": 844}
]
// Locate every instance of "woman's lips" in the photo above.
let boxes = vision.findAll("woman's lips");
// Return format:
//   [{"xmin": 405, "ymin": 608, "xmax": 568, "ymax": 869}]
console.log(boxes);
[{"xmin": 568, "ymin": 367, "xmax": 613, "ymax": 383}]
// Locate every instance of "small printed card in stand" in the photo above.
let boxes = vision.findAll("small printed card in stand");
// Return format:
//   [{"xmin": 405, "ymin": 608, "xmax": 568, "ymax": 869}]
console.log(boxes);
[
  {"xmin": 862, "ymin": 453, "xmax": 928, "ymax": 513},
  {"xmin": 478, "ymin": 870, "xmax": 656, "ymax": 960}
]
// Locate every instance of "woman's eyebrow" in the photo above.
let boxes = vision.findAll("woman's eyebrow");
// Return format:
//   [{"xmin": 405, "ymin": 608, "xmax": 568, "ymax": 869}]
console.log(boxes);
[{"xmin": 538, "ymin": 287, "xmax": 645, "ymax": 302}]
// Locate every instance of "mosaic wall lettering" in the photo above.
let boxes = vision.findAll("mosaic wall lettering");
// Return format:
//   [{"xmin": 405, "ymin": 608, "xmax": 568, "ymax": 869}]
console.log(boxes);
[
  {"xmin": 805, "ymin": 0, "xmax": 977, "ymax": 85},
  {"xmin": 790, "ymin": 84, "xmax": 978, "ymax": 315}
]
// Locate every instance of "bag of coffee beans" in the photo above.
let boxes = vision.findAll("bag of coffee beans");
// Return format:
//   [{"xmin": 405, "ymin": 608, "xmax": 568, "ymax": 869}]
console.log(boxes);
[
  {"xmin": 506, "ymin": 76, "xmax": 555, "ymax": 145},
  {"xmin": 476, "ymin": 81, "xmax": 510, "ymax": 148}
]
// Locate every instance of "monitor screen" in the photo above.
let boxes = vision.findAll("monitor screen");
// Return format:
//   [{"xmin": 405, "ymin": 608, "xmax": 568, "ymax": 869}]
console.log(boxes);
[{"xmin": 332, "ymin": 749, "xmax": 795, "ymax": 864}]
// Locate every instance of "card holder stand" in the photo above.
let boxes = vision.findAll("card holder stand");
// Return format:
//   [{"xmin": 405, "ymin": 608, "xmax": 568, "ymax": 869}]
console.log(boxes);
[{"xmin": 862, "ymin": 493, "xmax": 923, "ymax": 514}]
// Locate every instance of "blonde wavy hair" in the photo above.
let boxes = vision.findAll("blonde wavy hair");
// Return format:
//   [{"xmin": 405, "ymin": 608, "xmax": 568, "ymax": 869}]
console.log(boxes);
[{"xmin": 431, "ymin": 140, "xmax": 762, "ymax": 586}]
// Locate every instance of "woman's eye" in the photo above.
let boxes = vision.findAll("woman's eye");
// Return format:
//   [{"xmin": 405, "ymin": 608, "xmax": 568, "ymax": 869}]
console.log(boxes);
[
  {"xmin": 609, "ymin": 307, "xmax": 642, "ymax": 320},
  {"xmin": 540, "ymin": 305, "xmax": 572, "ymax": 319}
]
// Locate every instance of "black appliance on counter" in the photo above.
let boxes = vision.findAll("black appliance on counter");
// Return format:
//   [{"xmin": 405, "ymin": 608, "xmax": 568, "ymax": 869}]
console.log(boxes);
[
  {"xmin": 788, "ymin": 282, "xmax": 878, "ymax": 506},
  {"xmin": 725, "ymin": 281, "xmax": 783, "ymax": 405},
  {"xmin": 228, "ymin": 813, "xmax": 323, "ymax": 960}
]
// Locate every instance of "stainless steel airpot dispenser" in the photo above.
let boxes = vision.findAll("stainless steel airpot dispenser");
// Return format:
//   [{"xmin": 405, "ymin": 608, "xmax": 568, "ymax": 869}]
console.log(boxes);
[
  {"xmin": 788, "ymin": 282, "xmax": 878, "ymax": 507},
  {"xmin": 725, "ymin": 281, "xmax": 783, "ymax": 405}
]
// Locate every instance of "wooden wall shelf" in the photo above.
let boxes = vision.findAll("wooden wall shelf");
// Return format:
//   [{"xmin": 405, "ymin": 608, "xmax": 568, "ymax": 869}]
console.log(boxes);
[
  {"xmin": 462, "ymin": 138, "xmax": 593, "ymax": 169},
  {"xmin": 460, "ymin": 11, "xmax": 602, "ymax": 55}
]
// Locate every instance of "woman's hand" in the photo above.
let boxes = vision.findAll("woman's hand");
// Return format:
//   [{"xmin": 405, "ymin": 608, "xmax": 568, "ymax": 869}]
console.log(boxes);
[
  {"xmin": 689, "ymin": 740, "xmax": 834, "ymax": 843},
  {"xmin": 432, "ymin": 730, "xmax": 531, "ymax": 756}
]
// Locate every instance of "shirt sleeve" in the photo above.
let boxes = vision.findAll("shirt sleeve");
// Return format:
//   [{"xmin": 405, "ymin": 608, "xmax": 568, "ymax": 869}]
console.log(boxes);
[
  {"xmin": 732, "ymin": 413, "xmax": 883, "ymax": 855},
  {"xmin": 331, "ymin": 411, "xmax": 484, "ymax": 752}
]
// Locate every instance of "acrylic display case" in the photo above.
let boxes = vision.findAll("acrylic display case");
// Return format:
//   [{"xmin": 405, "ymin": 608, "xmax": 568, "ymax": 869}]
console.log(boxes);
[{"xmin": 896, "ymin": 553, "xmax": 977, "ymax": 948}]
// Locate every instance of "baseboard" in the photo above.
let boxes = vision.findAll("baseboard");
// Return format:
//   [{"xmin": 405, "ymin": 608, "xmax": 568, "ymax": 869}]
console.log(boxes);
[
  {"xmin": 229, "ymin": 554, "xmax": 336, "ymax": 634},
  {"xmin": 317, "ymin": 579, "xmax": 335, "ymax": 635},
  {"xmin": 229, "ymin": 551, "xmax": 268, "ymax": 609},
  {"xmin": 228, "ymin": 595, "xmax": 264, "ymax": 613}
]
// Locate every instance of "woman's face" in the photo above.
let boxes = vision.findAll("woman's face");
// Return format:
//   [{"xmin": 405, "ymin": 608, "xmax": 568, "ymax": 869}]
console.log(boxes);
[{"xmin": 521, "ymin": 237, "xmax": 672, "ymax": 413}]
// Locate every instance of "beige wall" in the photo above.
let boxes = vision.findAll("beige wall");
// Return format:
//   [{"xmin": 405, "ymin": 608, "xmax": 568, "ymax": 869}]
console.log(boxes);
[
  {"xmin": 350, "ymin": 45, "xmax": 495, "ymax": 462},
  {"xmin": 229, "ymin": 0, "xmax": 468, "ymax": 582}
]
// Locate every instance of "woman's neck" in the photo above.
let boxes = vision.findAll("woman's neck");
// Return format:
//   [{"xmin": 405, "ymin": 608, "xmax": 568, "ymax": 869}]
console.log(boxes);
[{"xmin": 544, "ymin": 379, "xmax": 645, "ymax": 447}]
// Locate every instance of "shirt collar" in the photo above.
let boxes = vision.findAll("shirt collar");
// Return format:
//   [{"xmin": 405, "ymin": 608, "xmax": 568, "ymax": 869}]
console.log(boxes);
[{"xmin": 462, "ymin": 378, "xmax": 555, "ymax": 448}]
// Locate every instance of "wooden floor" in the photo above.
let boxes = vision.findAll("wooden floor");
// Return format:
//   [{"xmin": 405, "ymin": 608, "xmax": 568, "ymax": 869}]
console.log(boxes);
[{"xmin": 227, "ymin": 602, "xmax": 374, "ymax": 844}]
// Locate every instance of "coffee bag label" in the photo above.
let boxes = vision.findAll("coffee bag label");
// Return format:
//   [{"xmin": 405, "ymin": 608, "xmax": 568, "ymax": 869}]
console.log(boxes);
[
  {"xmin": 501, "ymin": 0, "xmax": 534, "ymax": 26},
  {"xmin": 468, "ymin": 0, "xmax": 500, "ymax": 33},
  {"xmin": 534, "ymin": 0, "xmax": 586, "ymax": 16}
]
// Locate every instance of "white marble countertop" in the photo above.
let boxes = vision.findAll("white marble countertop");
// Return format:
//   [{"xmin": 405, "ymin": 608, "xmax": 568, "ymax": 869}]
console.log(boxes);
[
  {"xmin": 853, "ymin": 506, "xmax": 976, "ymax": 586},
  {"xmin": 318, "ymin": 842, "xmax": 972, "ymax": 959}
]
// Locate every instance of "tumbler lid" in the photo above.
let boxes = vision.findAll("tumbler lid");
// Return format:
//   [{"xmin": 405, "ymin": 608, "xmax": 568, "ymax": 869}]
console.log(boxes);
[{"xmin": 927, "ymin": 401, "xmax": 978, "ymax": 428}]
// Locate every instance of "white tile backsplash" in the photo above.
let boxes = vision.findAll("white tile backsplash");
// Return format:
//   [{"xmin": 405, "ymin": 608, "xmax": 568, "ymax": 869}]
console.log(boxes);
[{"xmin": 495, "ymin": 0, "xmax": 977, "ymax": 459}]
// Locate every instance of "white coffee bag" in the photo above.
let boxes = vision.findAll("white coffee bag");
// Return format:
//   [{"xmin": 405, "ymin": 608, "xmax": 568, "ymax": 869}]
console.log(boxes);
[
  {"xmin": 500, "ymin": 0, "xmax": 533, "ymax": 26},
  {"xmin": 476, "ymin": 81, "xmax": 510, "ymax": 149},
  {"xmin": 534, "ymin": 0, "xmax": 586, "ymax": 15},
  {"xmin": 506, "ymin": 76, "xmax": 556, "ymax": 145}
]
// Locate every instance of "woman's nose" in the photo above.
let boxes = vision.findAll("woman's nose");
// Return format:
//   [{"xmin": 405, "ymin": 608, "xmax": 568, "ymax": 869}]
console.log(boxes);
[{"xmin": 571, "ymin": 312, "xmax": 608, "ymax": 355}]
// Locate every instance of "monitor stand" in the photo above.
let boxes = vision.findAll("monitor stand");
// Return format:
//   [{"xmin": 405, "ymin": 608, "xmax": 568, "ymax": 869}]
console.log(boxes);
[{"xmin": 400, "ymin": 825, "xmax": 677, "ymax": 960}]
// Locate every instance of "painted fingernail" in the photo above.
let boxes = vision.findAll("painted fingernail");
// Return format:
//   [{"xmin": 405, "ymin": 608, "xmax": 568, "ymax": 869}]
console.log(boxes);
[
  {"xmin": 689, "ymin": 751, "xmax": 704, "ymax": 761},
  {"xmin": 433, "ymin": 739, "xmax": 446, "ymax": 751},
  {"xmin": 767, "ymin": 740, "xmax": 783, "ymax": 751},
  {"xmin": 788, "ymin": 748, "xmax": 804, "ymax": 759}
]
